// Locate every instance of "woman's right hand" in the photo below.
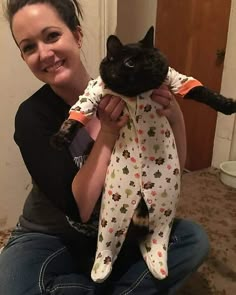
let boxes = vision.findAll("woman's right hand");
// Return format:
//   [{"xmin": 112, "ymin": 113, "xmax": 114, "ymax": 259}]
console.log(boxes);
[{"xmin": 98, "ymin": 95, "xmax": 129, "ymax": 136}]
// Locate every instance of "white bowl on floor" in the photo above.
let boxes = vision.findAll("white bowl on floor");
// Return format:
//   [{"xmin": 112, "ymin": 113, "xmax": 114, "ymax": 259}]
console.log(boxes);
[{"xmin": 219, "ymin": 161, "xmax": 236, "ymax": 188}]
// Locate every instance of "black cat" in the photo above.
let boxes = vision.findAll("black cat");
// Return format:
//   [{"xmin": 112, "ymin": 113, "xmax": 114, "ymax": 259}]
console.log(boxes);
[{"xmin": 51, "ymin": 26, "xmax": 236, "ymax": 150}]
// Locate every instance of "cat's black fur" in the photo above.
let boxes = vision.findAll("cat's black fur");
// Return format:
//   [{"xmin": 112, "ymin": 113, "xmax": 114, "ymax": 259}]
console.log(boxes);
[
  {"xmin": 100, "ymin": 29, "xmax": 168, "ymax": 96},
  {"xmin": 50, "ymin": 27, "xmax": 236, "ymax": 236},
  {"xmin": 51, "ymin": 26, "xmax": 236, "ymax": 150},
  {"xmin": 187, "ymin": 86, "xmax": 235, "ymax": 114}
]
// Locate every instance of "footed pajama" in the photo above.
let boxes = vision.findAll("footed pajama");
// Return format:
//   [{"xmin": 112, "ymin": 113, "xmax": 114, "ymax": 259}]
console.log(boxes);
[{"xmin": 69, "ymin": 67, "xmax": 201, "ymax": 282}]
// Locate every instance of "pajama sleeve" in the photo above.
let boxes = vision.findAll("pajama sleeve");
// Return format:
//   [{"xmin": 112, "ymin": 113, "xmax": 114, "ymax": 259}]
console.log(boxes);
[
  {"xmin": 164, "ymin": 67, "xmax": 202, "ymax": 97},
  {"xmin": 69, "ymin": 76, "xmax": 105, "ymax": 124}
]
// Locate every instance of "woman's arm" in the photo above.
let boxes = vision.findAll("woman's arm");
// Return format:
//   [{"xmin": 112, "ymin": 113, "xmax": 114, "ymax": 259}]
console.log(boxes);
[
  {"xmin": 72, "ymin": 95, "xmax": 128, "ymax": 223},
  {"xmin": 151, "ymin": 85, "xmax": 187, "ymax": 171},
  {"xmin": 14, "ymin": 91, "xmax": 79, "ymax": 219}
]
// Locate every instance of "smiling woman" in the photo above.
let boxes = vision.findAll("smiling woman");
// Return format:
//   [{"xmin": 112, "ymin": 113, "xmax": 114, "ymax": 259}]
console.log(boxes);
[
  {"xmin": 0, "ymin": 1, "xmax": 209, "ymax": 294},
  {"xmin": 11, "ymin": 2, "xmax": 88, "ymax": 99}
]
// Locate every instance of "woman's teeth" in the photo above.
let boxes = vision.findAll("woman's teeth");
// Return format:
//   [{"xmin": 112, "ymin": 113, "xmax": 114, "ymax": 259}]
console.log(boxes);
[{"xmin": 46, "ymin": 61, "xmax": 64, "ymax": 72}]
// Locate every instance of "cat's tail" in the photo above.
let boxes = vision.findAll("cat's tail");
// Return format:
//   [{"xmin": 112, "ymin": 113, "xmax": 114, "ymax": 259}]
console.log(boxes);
[
  {"xmin": 130, "ymin": 199, "xmax": 149, "ymax": 239},
  {"xmin": 185, "ymin": 86, "xmax": 236, "ymax": 115},
  {"xmin": 50, "ymin": 119, "xmax": 83, "ymax": 150}
]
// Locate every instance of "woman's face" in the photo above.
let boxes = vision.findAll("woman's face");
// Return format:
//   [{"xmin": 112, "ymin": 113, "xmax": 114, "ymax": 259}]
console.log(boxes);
[{"xmin": 12, "ymin": 3, "xmax": 82, "ymax": 87}]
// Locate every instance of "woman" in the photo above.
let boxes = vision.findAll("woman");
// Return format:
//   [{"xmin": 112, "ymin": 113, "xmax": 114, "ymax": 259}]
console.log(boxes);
[{"xmin": 0, "ymin": 1, "xmax": 209, "ymax": 294}]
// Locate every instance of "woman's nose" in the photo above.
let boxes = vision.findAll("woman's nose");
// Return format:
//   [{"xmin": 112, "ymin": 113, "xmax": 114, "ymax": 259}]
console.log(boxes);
[{"xmin": 38, "ymin": 42, "xmax": 54, "ymax": 61}]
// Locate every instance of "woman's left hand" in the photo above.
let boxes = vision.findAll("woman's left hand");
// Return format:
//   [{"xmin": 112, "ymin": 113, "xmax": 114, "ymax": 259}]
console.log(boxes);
[
  {"xmin": 151, "ymin": 84, "xmax": 186, "ymax": 170},
  {"xmin": 151, "ymin": 84, "xmax": 183, "ymax": 126}
]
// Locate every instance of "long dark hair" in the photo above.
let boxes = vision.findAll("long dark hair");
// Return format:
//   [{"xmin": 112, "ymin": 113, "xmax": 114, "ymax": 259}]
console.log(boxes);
[{"xmin": 5, "ymin": 0, "xmax": 83, "ymax": 32}]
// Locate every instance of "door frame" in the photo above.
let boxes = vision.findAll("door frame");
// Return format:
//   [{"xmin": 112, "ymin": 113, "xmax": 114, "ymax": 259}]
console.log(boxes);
[{"xmin": 212, "ymin": 0, "xmax": 236, "ymax": 167}]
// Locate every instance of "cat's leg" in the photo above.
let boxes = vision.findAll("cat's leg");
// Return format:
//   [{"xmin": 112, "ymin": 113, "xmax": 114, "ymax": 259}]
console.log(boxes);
[
  {"xmin": 139, "ymin": 191, "xmax": 176, "ymax": 280},
  {"xmin": 91, "ymin": 186, "xmax": 141, "ymax": 282},
  {"xmin": 91, "ymin": 103, "xmax": 142, "ymax": 282}
]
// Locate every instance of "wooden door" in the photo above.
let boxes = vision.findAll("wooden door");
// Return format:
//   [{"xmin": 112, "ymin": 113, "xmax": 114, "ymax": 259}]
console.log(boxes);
[{"xmin": 155, "ymin": 0, "xmax": 231, "ymax": 171}]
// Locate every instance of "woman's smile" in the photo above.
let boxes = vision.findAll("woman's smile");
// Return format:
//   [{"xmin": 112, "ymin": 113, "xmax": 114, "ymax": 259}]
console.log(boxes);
[
  {"xmin": 43, "ymin": 60, "xmax": 65, "ymax": 73},
  {"xmin": 12, "ymin": 3, "xmax": 82, "ymax": 87}
]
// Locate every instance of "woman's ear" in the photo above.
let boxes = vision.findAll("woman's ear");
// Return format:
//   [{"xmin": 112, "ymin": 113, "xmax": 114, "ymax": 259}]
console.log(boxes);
[{"xmin": 74, "ymin": 26, "xmax": 83, "ymax": 48}]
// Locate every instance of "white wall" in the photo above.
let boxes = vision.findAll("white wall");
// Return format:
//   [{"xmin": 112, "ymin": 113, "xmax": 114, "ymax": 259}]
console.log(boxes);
[
  {"xmin": 116, "ymin": 0, "xmax": 157, "ymax": 42},
  {"xmin": 0, "ymin": 3, "xmax": 42, "ymax": 229},
  {"xmin": 79, "ymin": 0, "xmax": 117, "ymax": 78},
  {"xmin": 212, "ymin": 0, "xmax": 236, "ymax": 167}
]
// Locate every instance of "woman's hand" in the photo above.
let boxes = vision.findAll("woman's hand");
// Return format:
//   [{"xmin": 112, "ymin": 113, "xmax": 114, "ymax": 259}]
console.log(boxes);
[
  {"xmin": 151, "ymin": 84, "xmax": 187, "ymax": 171},
  {"xmin": 98, "ymin": 95, "xmax": 129, "ymax": 136},
  {"xmin": 151, "ymin": 84, "xmax": 183, "ymax": 127}
]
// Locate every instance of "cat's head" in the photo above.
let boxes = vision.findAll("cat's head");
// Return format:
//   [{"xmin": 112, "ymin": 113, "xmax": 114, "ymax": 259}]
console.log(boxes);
[{"xmin": 99, "ymin": 26, "xmax": 169, "ymax": 97}]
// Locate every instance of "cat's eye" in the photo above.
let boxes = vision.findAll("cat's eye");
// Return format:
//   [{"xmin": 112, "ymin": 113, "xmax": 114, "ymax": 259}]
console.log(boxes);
[{"xmin": 124, "ymin": 58, "xmax": 135, "ymax": 68}]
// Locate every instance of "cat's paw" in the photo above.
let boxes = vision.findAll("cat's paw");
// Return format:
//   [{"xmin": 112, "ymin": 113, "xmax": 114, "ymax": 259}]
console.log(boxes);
[
  {"xmin": 50, "ymin": 119, "xmax": 82, "ymax": 150},
  {"xmin": 91, "ymin": 250, "xmax": 113, "ymax": 283},
  {"xmin": 50, "ymin": 132, "xmax": 70, "ymax": 150}
]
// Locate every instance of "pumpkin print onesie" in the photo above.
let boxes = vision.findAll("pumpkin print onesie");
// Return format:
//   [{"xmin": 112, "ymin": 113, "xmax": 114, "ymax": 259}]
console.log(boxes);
[{"xmin": 69, "ymin": 67, "xmax": 202, "ymax": 283}]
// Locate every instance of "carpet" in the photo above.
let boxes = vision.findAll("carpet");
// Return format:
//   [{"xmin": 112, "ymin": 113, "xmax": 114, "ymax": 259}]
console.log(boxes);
[
  {"xmin": 176, "ymin": 167, "xmax": 236, "ymax": 295},
  {"xmin": 0, "ymin": 167, "xmax": 235, "ymax": 294}
]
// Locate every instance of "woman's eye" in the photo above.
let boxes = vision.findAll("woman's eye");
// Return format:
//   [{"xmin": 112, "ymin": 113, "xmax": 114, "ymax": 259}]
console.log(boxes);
[
  {"xmin": 47, "ymin": 32, "xmax": 60, "ymax": 42},
  {"xmin": 22, "ymin": 44, "xmax": 35, "ymax": 54},
  {"xmin": 124, "ymin": 58, "xmax": 135, "ymax": 68}
]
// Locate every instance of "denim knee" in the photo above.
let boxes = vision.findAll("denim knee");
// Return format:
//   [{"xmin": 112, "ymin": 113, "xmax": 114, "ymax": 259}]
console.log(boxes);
[{"xmin": 186, "ymin": 220, "xmax": 210, "ymax": 269}]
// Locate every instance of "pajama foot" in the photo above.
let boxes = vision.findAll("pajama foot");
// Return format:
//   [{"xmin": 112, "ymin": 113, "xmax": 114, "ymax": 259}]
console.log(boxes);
[
  {"xmin": 140, "ymin": 242, "xmax": 168, "ymax": 280},
  {"xmin": 91, "ymin": 250, "xmax": 114, "ymax": 283}
]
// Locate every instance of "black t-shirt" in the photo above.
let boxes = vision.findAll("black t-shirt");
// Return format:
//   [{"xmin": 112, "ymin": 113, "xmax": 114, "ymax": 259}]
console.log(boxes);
[{"xmin": 14, "ymin": 84, "xmax": 100, "ymax": 243}]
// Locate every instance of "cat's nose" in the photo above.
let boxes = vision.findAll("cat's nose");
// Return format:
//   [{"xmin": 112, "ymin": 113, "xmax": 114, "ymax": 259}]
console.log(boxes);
[{"xmin": 111, "ymin": 72, "xmax": 117, "ymax": 79}]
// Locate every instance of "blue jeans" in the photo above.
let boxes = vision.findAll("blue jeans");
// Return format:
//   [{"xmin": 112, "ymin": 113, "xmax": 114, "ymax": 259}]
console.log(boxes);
[{"xmin": 0, "ymin": 219, "xmax": 209, "ymax": 295}]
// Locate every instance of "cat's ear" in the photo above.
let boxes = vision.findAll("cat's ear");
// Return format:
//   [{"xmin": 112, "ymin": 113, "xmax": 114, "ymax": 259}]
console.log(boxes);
[
  {"xmin": 106, "ymin": 35, "xmax": 123, "ymax": 60},
  {"xmin": 140, "ymin": 26, "xmax": 154, "ymax": 48}
]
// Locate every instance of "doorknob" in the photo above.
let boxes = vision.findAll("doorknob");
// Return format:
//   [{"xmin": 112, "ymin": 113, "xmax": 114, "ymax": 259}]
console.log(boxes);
[{"xmin": 216, "ymin": 49, "xmax": 225, "ymax": 64}]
